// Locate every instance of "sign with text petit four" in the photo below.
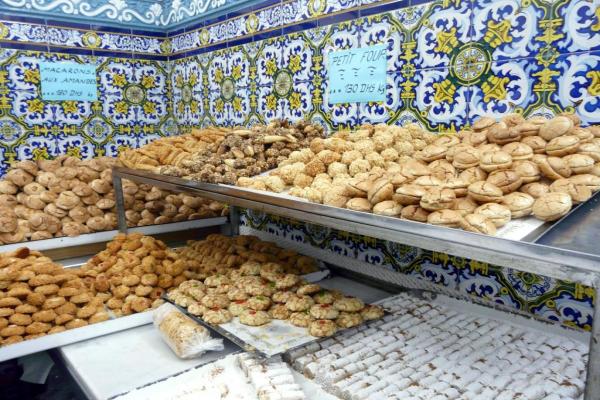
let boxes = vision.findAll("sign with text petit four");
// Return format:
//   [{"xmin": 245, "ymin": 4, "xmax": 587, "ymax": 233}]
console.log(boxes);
[
  {"xmin": 327, "ymin": 44, "xmax": 387, "ymax": 104},
  {"xmin": 40, "ymin": 61, "xmax": 98, "ymax": 101}
]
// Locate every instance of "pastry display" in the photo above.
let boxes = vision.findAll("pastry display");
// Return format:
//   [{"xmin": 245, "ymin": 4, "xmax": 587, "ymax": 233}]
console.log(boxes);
[
  {"xmin": 166, "ymin": 235, "xmax": 383, "ymax": 337},
  {"xmin": 119, "ymin": 127, "xmax": 231, "ymax": 171},
  {"xmin": 239, "ymin": 115, "xmax": 600, "ymax": 235},
  {"xmin": 0, "ymin": 156, "xmax": 226, "ymax": 244},
  {"xmin": 125, "ymin": 120, "xmax": 325, "ymax": 185},
  {"xmin": 78, "ymin": 233, "xmax": 189, "ymax": 317},
  {"xmin": 0, "ymin": 247, "xmax": 109, "ymax": 346}
]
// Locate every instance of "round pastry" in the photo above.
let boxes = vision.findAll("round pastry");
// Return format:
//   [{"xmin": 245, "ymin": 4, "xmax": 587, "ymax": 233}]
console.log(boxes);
[
  {"xmin": 578, "ymin": 143, "xmax": 600, "ymax": 162},
  {"xmin": 512, "ymin": 160, "xmax": 541, "ymax": 183},
  {"xmin": 473, "ymin": 116, "xmax": 496, "ymax": 131},
  {"xmin": 467, "ymin": 130, "xmax": 490, "ymax": 147},
  {"xmin": 360, "ymin": 305, "xmax": 385, "ymax": 321},
  {"xmin": 187, "ymin": 303, "xmax": 208, "ymax": 317},
  {"xmin": 243, "ymin": 280, "xmax": 274, "ymax": 297},
  {"xmin": 201, "ymin": 294, "xmax": 230, "ymax": 309},
  {"xmin": 313, "ymin": 290, "xmax": 335, "ymax": 305},
  {"xmin": 536, "ymin": 156, "xmax": 572, "ymax": 180},
  {"xmin": 372, "ymin": 200, "xmax": 402, "ymax": 217},
  {"xmin": 333, "ymin": 297, "xmax": 365, "ymax": 312},
  {"xmin": 239, "ymin": 309, "xmax": 271, "ymax": 326},
  {"xmin": 204, "ymin": 274, "xmax": 230, "ymax": 288},
  {"xmin": 502, "ymin": 192, "xmax": 535, "ymax": 218},
  {"xmin": 240, "ymin": 261, "xmax": 261, "ymax": 276},
  {"xmin": 286, "ymin": 295, "xmax": 315, "ymax": 312},
  {"xmin": 458, "ymin": 168, "xmax": 487, "ymax": 186},
  {"xmin": 474, "ymin": 203, "xmax": 512, "ymax": 227},
  {"xmin": 310, "ymin": 304, "xmax": 339, "ymax": 320},
  {"xmin": 429, "ymin": 160, "xmax": 457, "ymax": 181},
  {"xmin": 227, "ymin": 287, "xmax": 248, "ymax": 301},
  {"xmin": 521, "ymin": 136, "xmax": 547, "ymax": 154},
  {"xmin": 563, "ymin": 154, "xmax": 594, "ymax": 174},
  {"xmin": 569, "ymin": 174, "xmax": 600, "ymax": 191},
  {"xmin": 297, "ymin": 284, "xmax": 321, "ymax": 296},
  {"xmin": 346, "ymin": 197, "xmax": 372, "ymax": 212},
  {"xmin": 443, "ymin": 178, "xmax": 469, "ymax": 197},
  {"xmin": 539, "ymin": 116, "xmax": 573, "ymax": 141},
  {"xmin": 186, "ymin": 287, "xmax": 206, "ymax": 301},
  {"xmin": 479, "ymin": 151, "xmax": 512, "ymax": 172},
  {"xmin": 420, "ymin": 188, "xmax": 456, "ymax": 211},
  {"xmin": 247, "ymin": 295, "xmax": 271, "ymax": 311},
  {"xmin": 502, "ymin": 142, "xmax": 533, "ymax": 160},
  {"xmin": 400, "ymin": 205, "xmax": 430, "ymax": 222},
  {"xmin": 413, "ymin": 176, "xmax": 443, "ymax": 190},
  {"xmin": 550, "ymin": 179, "xmax": 592, "ymax": 204},
  {"xmin": 416, "ymin": 144, "xmax": 447, "ymax": 162},
  {"xmin": 393, "ymin": 184, "xmax": 427, "ymax": 206},
  {"xmin": 289, "ymin": 311, "xmax": 313, "ymax": 327},
  {"xmin": 268, "ymin": 304, "xmax": 291, "ymax": 320},
  {"xmin": 272, "ymin": 274, "xmax": 299, "ymax": 290},
  {"xmin": 367, "ymin": 178, "xmax": 394, "ymax": 204},
  {"xmin": 467, "ymin": 181, "xmax": 503, "ymax": 203},
  {"xmin": 452, "ymin": 146, "xmax": 480, "ymax": 169},
  {"xmin": 336, "ymin": 312, "xmax": 364, "ymax": 329},
  {"xmin": 520, "ymin": 182, "xmax": 550, "ymax": 199},
  {"xmin": 309, "ymin": 319, "xmax": 337, "ymax": 337},
  {"xmin": 487, "ymin": 124, "xmax": 521, "ymax": 145},
  {"xmin": 459, "ymin": 214, "xmax": 497, "ymax": 235},
  {"xmin": 545, "ymin": 135, "xmax": 580, "ymax": 156},
  {"xmin": 486, "ymin": 170, "xmax": 523, "ymax": 194},
  {"xmin": 272, "ymin": 291, "xmax": 294, "ymax": 304},
  {"xmin": 228, "ymin": 300, "xmax": 248, "ymax": 317},
  {"xmin": 261, "ymin": 262, "xmax": 284, "ymax": 275},
  {"xmin": 203, "ymin": 308, "xmax": 232, "ymax": 325},
  {"xmin": 453, "ymin": 197, "xmax": 479, "ymax": 217},
  {"xmin": 532, "ymin": 192, "xmax": 572, "ymax": 221}
]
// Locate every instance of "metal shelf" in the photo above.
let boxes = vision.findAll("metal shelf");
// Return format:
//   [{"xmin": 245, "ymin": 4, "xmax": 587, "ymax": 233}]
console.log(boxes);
[
  {"xmin": 112, "ymin": 166, "xmax": 600, "ymax": 286},
  {"xmin": 0, "ymin": 218, "xmax": 227, "ymax": 254}
]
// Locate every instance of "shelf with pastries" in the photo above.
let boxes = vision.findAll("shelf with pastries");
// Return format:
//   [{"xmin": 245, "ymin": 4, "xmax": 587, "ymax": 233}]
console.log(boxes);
[
  {"xmin": 112, "ymin": 114, "xmax": 600, "ymax": 285},
  {"xmin": 0, "ymin": 232, "xmax": 326, "ymax": 361},
  {"xmin": 0, "ymin": 155, "xmax": 228, "ymax": 251}
]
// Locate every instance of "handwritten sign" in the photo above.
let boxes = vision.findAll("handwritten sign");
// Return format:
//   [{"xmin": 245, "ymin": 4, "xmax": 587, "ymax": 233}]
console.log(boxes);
[
  {"xmin": 40, "ymin": 61, "xmax": 97, "ymax": 101},
  {"xmin": 327, "ymin": 44, "xmax": 387, "ymax": 104}
]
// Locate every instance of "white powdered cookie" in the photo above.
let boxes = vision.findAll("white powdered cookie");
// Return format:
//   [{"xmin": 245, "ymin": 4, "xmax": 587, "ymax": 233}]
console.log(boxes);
[
  {"xmin": 310, "ymin": 304, "xmax": 340, "ymax": 320},
  {"xmin": 309, "ymin": 319, "xmax": 337, "ymax": 337},
  {"xmin": 239, "ymin": 309, "xmax": 271, "ymax": 326}
]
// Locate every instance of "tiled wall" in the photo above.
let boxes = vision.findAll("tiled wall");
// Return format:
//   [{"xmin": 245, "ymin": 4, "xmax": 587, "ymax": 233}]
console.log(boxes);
[
  {"xmin": 241, "ymin": 210, "xmax": 595, "ymax": 332},
  {"xmin": 170, "ymin": 0, "xmax": 600, "ymax": 132}
]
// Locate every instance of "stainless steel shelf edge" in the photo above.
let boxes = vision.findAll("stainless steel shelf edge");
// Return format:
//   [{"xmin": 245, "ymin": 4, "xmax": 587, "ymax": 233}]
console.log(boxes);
[
  {"xmin": 113, "ymin": 167, "xmax": 600, "ymax": 286},
  {"xmin": 0, "ymin": 218, "xmax": 227, "ymax": 254},
  {"xmin": 0, "ymin": 311, "xmax": 153, "ymax": 362}
]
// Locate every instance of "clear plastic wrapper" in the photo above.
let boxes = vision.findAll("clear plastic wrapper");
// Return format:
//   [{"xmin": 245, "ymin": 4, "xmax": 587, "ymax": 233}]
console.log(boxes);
[{"xmin": 153, "ymin": 303, "xmax": 223, "ymax": 359}]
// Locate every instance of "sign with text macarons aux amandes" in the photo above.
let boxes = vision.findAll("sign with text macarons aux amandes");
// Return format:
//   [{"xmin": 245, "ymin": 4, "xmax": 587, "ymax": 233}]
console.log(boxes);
[
  {"xmin": 327, "ymin": 44, "xmax": 387, "ymax": 104},
  {"xmin": 40, "ymin": 61, "xmax": 98, "ymax": 101}
]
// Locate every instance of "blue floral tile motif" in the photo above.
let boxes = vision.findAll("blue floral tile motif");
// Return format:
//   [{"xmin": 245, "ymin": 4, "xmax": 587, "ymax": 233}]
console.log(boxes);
[
  {"xmin": 171, "ymin": 59, "xmax": 204, "ymax": 125},
  {"xmin": 468, "ymin": 58, "xmax": 540, "ymax": 122},
  {"xmin": 556, "ymin": 0, "xmax": 600, "ymax": 54},
  {"xmin": 14, "ymin": 133, "xmax": 59, "ymax": 161},
  {"xmin": 457, "ymin": 262, "xmax": 528, "ymax": 311},
  {"xmin": 550, "ymin": 51, "xmax": 600, "ymax": 126},
  {"xmin": 55, "ymin": 133, "xmax": 96, "ymax": 159},
  {"xmin": 471, "ymin": 0, "xmax": 547, "ymax": 61}
]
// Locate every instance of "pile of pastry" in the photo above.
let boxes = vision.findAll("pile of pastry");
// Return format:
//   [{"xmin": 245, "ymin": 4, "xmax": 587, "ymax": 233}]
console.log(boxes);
[
  {"xmin": 152, "ymin": 120, "xmax": 325, "ymax": 184},
  {"xmin": 169, "ymin": 266, "xmax": 383, "ymax": 337},
  {"xmin": 78, "ymin": 233, "xmax": 195, "ymax": 317},
  {"xmin": 241, "ymin": 115, "xmax": 600, "ymax": 235},
  {"xmin": 0, "ymin": 155, "xmax": 224, "ymax": 244},
  {"xmin": 119, "ymin": 127, "xmax": 231, "ymax": 171},
  {"xmin": 0, "ymin": 247, "xmax": 109, "ymax": 346},
  {"xmin": 176, "ymin": 234, "xmax": 319, "ymax": 281}
]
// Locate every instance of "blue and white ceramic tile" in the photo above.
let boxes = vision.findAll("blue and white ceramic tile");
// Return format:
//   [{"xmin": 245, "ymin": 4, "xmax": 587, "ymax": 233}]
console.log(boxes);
[
  {"xmin": 556, "ymin": 0, "xmax": 600, "ymax": 54},
  {"xmin": 550, "ymin": 51, "xmax": 600, "ymax": 126},
  {"xmin": 468, "ymin": 57, "xmax": 540, "ymax": 123},
  {"xmin": 14, "ymin": 133, "xmax": 59, "ymax": 161},
  {"xmin": 171, "ymin": 59, "xmax": 204, "ymax": 125}
]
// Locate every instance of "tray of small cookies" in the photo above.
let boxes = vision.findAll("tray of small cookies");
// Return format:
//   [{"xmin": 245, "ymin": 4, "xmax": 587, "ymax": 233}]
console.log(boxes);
[{"xmin": 164, "ymin": 262, "xmax": 387, "ymax": 358}]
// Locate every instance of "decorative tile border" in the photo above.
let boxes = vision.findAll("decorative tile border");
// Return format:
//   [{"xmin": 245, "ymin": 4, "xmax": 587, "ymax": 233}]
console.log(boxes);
[{"xmin": 240, "ymin": 209, "xmax": 595, "ymax": 332}]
